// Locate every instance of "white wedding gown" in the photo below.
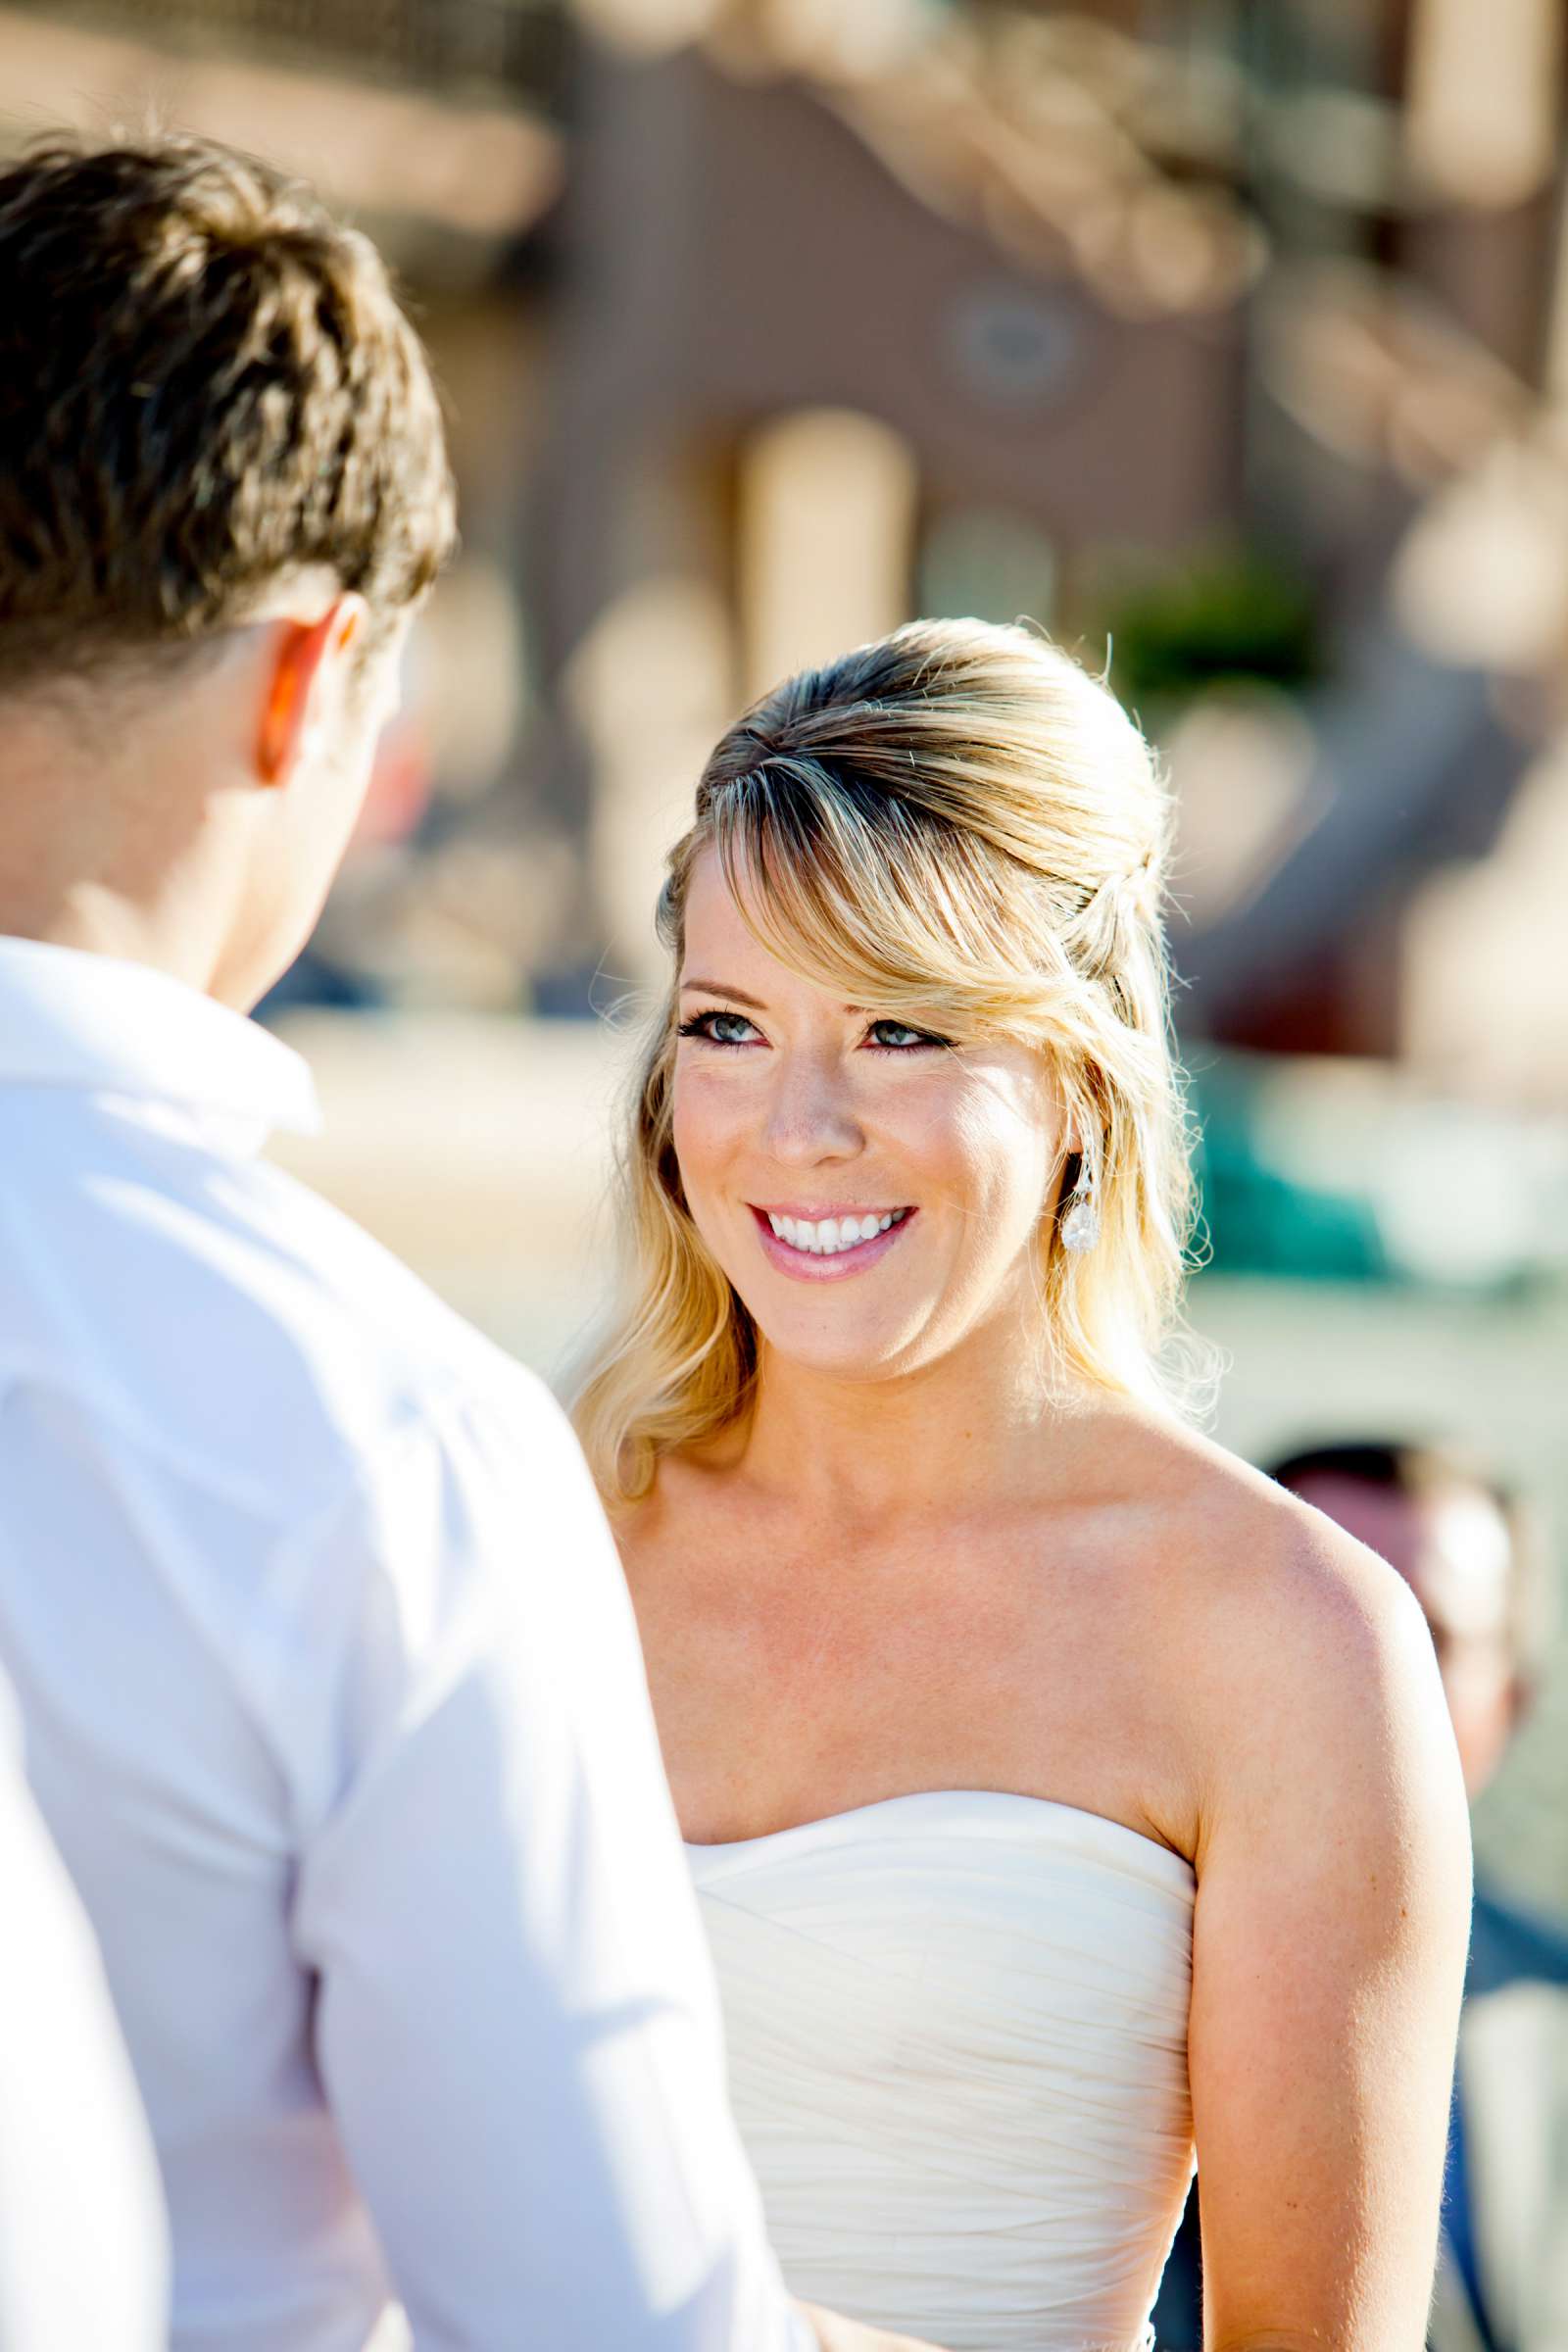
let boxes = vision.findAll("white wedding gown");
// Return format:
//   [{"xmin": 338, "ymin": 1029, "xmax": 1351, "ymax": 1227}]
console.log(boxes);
[{"xmin": 688, "ymin": 1789, "xmax": 1196, "ymax": 2352}]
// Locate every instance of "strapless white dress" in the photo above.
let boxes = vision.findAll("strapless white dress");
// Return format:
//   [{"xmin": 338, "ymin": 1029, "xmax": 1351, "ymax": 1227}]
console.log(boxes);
[{"xmin": 688, "ymin": 1790, "xmax": 1195, "ymax": 2352}]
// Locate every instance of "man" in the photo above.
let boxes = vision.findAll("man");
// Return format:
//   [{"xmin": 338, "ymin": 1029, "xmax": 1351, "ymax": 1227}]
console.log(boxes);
[
  {"xmin": 0, "ymin": 1677, "xmax": 169, "ymax": 2350},
  {"xmin": 0, "ymin": 133, "xmax": 934, "ymax": 2352},
  {"xmin": 1153, "ymin": 1440, "xmax": 1568, "ymax": 2352}
]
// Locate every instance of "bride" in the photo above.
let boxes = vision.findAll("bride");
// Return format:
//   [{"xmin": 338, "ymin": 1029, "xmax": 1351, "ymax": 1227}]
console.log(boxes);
[{"xmin": 572, "ymin": 618, "xmax": 1470, "ymax": 2352}]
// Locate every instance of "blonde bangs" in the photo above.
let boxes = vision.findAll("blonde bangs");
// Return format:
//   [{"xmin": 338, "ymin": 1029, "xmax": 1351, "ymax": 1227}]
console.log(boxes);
[{"xmin": 710, "ymin": 763, "xmax": 1034, "ymax": 1031}]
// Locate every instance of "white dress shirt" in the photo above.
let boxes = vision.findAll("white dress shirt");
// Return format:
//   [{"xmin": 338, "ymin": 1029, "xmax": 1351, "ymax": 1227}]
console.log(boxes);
[
  {"xmin": 0, "ymin": 1675, "xmax": 169, "ymax": 2350},
  {"xmin": 0, "ymin": 937, "xmax": 809, "ymax": 2352}
]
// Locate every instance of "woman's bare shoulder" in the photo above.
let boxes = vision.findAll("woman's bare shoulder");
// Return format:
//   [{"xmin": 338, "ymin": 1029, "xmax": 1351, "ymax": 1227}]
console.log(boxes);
[
  {"xmin": 1110, "ymin": 1412, "xmax": 1423, "ymax": 1635},
  {"xmin": 1119, "ymin": 1417, "xmax": 1455, "ymax": 1831}
]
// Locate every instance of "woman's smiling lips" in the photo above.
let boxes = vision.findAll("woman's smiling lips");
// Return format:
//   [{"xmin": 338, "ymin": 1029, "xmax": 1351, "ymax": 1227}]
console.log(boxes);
[{"xmin": 748, "ymin": 1203, "xmax": 917, "ymax": 1282}]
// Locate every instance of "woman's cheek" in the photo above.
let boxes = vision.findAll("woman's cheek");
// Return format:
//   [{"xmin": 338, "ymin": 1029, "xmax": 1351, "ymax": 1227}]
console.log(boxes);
[
  {"xmin": 671, "ymin": 1084, "xmax": 747, "ymax": 1234},
  {"xmin": 950, "ymin": 1104, "xmax": 1054, "ymax": 1235},
  {"xmin": 671, "ymin": 1069, "xmax": 724, "ymax": 1162}
]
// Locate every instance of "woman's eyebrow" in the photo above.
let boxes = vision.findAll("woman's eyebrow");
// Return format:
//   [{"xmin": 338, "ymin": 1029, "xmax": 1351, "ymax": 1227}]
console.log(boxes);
[
  {"xmin": 679, "ymin": 979, "xmax": 767, "ymax": 1008},
  {"xmin": 679, "ymin": 979, "xmax": 876, "ymax": 1017}
]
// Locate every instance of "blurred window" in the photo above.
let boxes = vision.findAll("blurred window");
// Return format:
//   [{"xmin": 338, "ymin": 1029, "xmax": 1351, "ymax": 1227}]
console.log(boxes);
[
  {"xmin": 917, "ymin": 509, "xmax": 1056, "ymax": 631},
  {"xmin": 1136, "ymin": 0, "xmax": 1378, "ymax": 87}
]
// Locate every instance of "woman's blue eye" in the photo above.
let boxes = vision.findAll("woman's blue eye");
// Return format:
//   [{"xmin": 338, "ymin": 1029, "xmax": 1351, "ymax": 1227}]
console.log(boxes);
[
  {"xmin": 868, "ymin": 1020, "xmax": 946, "ymax": 1050},
  {"xmin": 677, "ymin": 1009, "xmax": 759, "ymax": 1046}
]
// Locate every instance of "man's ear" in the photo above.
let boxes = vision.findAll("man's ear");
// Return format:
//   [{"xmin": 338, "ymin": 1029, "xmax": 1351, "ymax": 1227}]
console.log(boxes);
[{"xmin": 256, "ymin": 595, "xmax": 367, "ymax": 787}]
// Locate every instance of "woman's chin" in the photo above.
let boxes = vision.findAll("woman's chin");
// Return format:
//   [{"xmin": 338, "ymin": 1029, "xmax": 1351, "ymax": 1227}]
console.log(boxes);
[{"xmin": 748, "ymin": 1307, "xmax": 939, "ymax": 1387}]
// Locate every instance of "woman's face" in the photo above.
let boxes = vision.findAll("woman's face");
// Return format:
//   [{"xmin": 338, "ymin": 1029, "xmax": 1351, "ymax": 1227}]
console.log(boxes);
[{"xmin": 671, "ymin": 846, "xmax": 1066, "ymax": 1386}]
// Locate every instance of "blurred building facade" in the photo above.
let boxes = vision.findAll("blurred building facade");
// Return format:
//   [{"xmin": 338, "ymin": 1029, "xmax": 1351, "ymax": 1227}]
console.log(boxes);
[
  {"xmin": 542, "ymin": 0, "xmax": 1568, "ymax": 1093},
  {"xmin": 6, "ymin": 0, "xmax": 1568, "ymax": 1089}
]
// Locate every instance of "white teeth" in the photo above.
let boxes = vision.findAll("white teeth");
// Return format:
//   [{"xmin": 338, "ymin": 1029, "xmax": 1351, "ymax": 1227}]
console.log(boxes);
[{"xmin": 765, "ymin": 1208, "xmax": 908, "ymax": 1254}]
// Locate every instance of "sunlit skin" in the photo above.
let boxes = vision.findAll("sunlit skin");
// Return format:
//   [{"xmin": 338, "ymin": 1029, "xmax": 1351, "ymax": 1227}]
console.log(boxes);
[
  {"xmin": 617, "ymin": 843, "xmax": 1473, "ymax": 2350},
  {"xmin": 1288, "ymin": 1473, "xmax": 1521, "ymax": 1797}
]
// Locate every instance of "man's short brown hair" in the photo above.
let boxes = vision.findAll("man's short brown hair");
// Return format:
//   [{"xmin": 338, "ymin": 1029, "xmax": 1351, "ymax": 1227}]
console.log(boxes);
[{"xmin": 0, "ymin": 132, "xmax": 456, "ymax": 690}]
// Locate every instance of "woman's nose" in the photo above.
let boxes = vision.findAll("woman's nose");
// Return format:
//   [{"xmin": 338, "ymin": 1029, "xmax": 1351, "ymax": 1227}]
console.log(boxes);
[{"xmin": 760, "ymin": 1054, "xmax": 863, "ymax": 1163}]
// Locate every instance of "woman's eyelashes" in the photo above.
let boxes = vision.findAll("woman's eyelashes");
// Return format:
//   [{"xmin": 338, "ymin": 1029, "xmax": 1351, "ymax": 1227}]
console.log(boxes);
[
  {"xmin": 676, "ymin": 1008, "xmax": 760, "ymax": 1047},
  {"xmin": 868, "ymin": 1019, "xmax": 950, "ymax": 1052},
  {"xmin": 675, "ymin": 1008, "xmax": 951, "ymax": 1052}
]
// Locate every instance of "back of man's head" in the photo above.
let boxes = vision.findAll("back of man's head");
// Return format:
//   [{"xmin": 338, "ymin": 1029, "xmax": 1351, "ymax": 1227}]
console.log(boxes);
[{"xmin": 0, "ymin": 131, "xmax": 455, "ymax": 690}]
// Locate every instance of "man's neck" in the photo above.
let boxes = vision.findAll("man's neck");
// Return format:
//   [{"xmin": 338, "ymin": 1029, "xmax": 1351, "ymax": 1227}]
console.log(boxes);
[
  {"xmin": 0, "ymin": 891, "xmax": 226, "ymax": 999},
  {"xmin": 0, "ymin": 678, "xmax": 255, "ymax": 1004}
]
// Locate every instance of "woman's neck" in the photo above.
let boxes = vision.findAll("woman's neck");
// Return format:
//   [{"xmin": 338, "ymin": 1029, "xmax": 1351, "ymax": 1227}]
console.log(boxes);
[{"xmin": 734, "ymin": 1328, "xmax": 1102, "ymax": 1529}]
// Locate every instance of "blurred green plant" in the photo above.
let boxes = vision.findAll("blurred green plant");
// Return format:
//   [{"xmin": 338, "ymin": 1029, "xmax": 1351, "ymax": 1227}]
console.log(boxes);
[
  {"xmin": 1101, "ymin": 549, "xmax": 1320, "ymax": 714},
  {"xmin": 1189, "ymin": 1078, "xmax": 1390, "ymax": 1285},
  {"xmin": 1184, "ymin": 1054, "xmax": 1565, "ymax": 1295}
]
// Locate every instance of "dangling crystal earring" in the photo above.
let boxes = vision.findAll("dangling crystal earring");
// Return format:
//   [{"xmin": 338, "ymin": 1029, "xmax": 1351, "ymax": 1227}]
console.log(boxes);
[{"xmin": 1060, "ymin": 1160, "xmax": 1100, "ymax": 1253}]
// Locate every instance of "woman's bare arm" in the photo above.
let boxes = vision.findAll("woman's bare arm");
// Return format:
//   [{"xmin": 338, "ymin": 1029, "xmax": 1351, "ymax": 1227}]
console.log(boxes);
[{"xmin": 1183, "ymin": 1500, "xmax": 1471, "ymax": 2351}]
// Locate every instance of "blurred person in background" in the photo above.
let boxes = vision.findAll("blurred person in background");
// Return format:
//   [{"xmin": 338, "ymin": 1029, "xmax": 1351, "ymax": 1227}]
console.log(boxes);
[
  {"xmin": 0, "ymin": 1673, "xmax": 169, "ymax": 2352},
  {"xmin": 575, "ymin": 619, "xmax": 1472, "ymax": 2352},
  {"xmin": 0, "ymin": 131, "xmax": 936, "ymax": 2352},
  {"xmin": 1153, "ymin": 1439, "xmax": 1568, "ymax": 2352}
]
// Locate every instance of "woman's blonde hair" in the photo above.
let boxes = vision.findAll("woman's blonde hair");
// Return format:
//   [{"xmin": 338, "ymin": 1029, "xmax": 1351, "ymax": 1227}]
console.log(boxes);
[{"xmin": 572, "ymin": 616, "xmax": 1208, "ymax": 1507}]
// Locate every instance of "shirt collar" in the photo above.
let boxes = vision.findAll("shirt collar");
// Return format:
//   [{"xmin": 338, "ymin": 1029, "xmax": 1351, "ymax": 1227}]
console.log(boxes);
[{"xmin": 0, "ymin": 936, "xmax": 320, "ymax": 1145}]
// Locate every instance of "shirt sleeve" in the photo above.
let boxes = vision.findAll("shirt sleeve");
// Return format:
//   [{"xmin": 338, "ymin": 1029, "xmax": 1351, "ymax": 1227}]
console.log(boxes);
[
  {"xmin": 288, "ymin": 1378, "xmax": 811, "ymax": 2352},
  {"xmin": 0, "ymin": 1688, "xmax": 170, "ymax": 2352}
]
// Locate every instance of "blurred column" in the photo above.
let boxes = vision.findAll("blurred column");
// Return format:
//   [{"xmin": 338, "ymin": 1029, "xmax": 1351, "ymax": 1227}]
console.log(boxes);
[
  {"xmin": 1401, "ymin": 735, "xmax": 1568, "ymax": 1105},
  {"xmin": 1405, "ymin": 0, "xmax": 1561, "ymax": 211},
  {"xmin": 1544, "ymin": 163, "xmax": 1568, "ymax": 402},
  {"xmin": 563, "ymin": 433, "xmax": 740, "ymax": 989},
  {"xmin": 1401, "ymin": 0, "xmax": 1563, "ymax": 376},
  {"xmin": 737, "ymin": 409, "xmax": 918, "ymax": 698},
  {"xmin": 567, "ymin": 567, "xmax": 738, "ymax": 988}
]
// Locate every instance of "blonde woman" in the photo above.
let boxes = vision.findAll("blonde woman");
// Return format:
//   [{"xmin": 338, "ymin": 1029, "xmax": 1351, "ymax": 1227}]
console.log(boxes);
[{"xmin": 573, "ymin": 619, "xmax": 1471, "ymax": 2352}]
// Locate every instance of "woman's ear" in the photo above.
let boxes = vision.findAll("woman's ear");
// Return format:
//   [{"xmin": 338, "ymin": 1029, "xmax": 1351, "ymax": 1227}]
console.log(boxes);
[{"xmin": 1054, "ymin": 1069, "xmax": 1084, "ymax": 1164}]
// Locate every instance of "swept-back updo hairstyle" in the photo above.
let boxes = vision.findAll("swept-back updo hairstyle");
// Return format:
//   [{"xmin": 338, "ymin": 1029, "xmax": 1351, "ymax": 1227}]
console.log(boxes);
[{"xmin": 572, "ymin": 617, "xmax": 1205, "ymax": 1507}]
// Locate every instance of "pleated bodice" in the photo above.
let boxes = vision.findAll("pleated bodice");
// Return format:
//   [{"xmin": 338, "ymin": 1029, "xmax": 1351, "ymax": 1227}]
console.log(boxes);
[{"xmin": 688, "ymin": 1789, "xmax": 1196, "ymax": 2352}]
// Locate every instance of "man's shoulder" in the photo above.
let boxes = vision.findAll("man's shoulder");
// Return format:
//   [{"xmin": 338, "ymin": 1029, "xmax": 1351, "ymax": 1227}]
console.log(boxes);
[{"xmin": 7, "ymin": 1097, "xmax": 551, "ymax": 1527}]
